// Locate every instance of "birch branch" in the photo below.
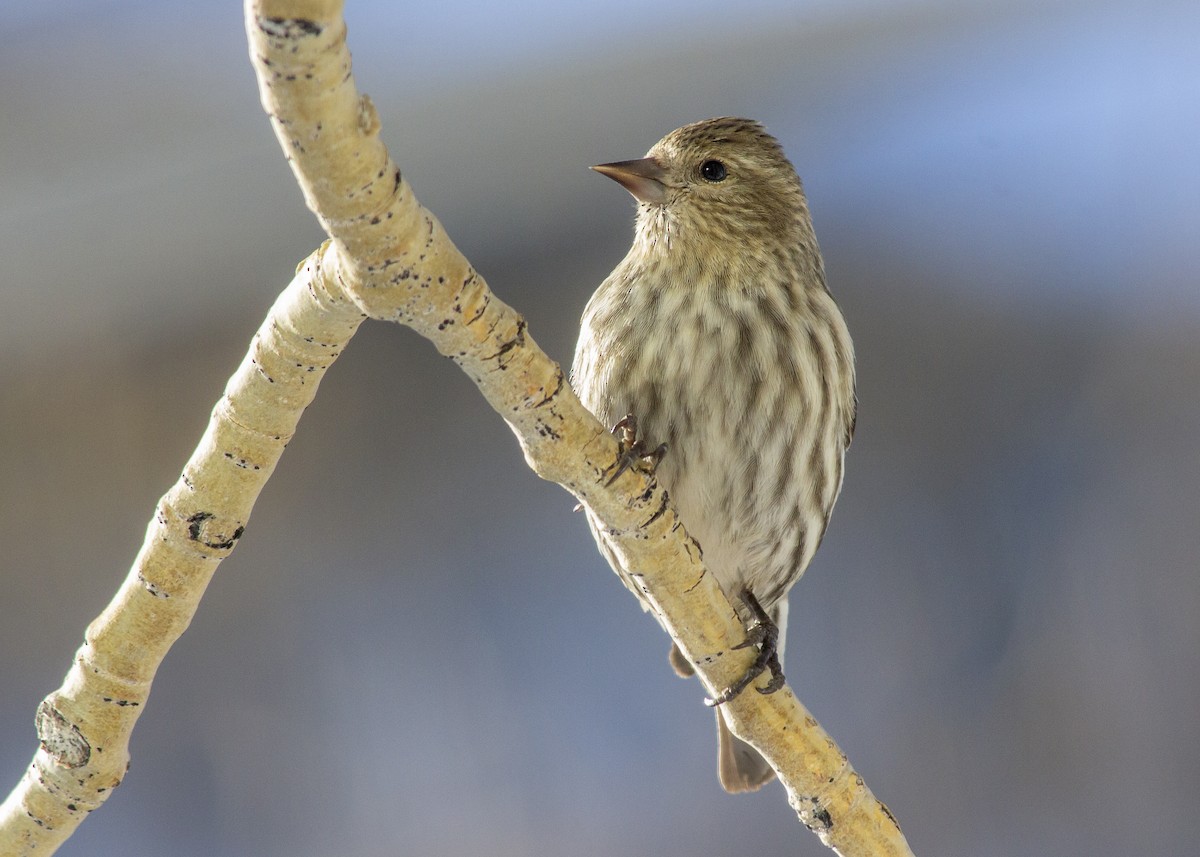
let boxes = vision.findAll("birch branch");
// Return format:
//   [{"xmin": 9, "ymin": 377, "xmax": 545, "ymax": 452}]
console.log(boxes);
[
  {"xmin": 0, "ymin": 1, "xmax": 912, "ymax": 855},
  {"xmin": 0, "ymin": 259, "xmax": 365, "ymax": 855}
]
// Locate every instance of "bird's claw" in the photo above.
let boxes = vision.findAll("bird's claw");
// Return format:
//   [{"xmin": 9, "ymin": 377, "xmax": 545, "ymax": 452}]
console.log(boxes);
[
  {"xmin": 604, "ymin": 414, "xmax": 667, "ymax": 487},
  {"xmin": 704, "ymin": 591, "xmax": 785, "ymax": 706}
]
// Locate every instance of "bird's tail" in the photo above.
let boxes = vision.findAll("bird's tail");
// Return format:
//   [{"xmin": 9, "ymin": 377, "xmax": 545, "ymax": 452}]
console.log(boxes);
[{"xmin": 717, "ymin": 710, "xmax": 776, "ymax": 792}]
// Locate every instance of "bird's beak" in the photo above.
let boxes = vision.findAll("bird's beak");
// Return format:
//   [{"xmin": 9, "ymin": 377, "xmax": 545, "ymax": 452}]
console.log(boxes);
[{"xmin": 591, "ymin": 157, "xmax": 669, "ymax": 205}]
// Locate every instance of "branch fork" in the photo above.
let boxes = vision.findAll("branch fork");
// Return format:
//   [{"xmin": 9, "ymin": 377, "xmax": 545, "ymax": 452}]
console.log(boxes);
[{"xmin": 0, "ymin": 3, "xmax": 912, "ymax": 855}]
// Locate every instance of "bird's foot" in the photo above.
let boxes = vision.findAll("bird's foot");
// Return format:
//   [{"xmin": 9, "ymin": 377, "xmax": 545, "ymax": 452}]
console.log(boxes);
[
  {"xmin": 604, "ymin": 414, "xmax": 667, "ymax": 487},
  {"xmin": 705, "ymin": 591, "xmax": 785, "ymax": 707}
]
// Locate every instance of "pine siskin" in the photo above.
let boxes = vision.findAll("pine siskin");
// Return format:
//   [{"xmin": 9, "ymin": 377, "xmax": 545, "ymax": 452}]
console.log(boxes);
[{"xmin": 571, "ymin": 117, "xmax": 856, "ymax": 793}]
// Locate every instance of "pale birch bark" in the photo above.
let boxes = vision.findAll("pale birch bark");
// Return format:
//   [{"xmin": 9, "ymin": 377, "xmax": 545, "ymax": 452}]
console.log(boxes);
[{"xmin": 0, "ymin": 2, "xmax": 913, "ymax": 855}]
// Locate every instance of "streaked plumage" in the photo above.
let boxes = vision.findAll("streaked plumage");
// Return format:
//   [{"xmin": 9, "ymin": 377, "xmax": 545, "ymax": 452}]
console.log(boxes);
[{"xmin": 572, "ymin": 117, "xmax": 856, "ymax": 792}]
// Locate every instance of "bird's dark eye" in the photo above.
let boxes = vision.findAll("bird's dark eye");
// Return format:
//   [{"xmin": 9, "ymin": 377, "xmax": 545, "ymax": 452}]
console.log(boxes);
[{"xmin": 699, "ymin": 159, "xmax": 727, "ymax": 182}]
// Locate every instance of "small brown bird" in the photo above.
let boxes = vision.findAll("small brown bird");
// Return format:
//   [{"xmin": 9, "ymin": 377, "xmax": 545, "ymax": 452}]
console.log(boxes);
[{"xmin": 571, "ymin": 117, "xmax": 856, "ymax": 792}]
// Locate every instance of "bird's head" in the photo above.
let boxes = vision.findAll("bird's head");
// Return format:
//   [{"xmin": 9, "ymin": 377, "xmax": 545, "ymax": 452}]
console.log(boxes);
[{"xmin": 592, "ymin": 117, "xmax": 808, "ymax": 249}]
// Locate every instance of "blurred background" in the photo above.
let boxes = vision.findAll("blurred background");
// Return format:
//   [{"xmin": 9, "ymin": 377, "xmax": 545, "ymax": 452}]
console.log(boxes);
[{"xmin": 2, "ymin": 0, "xmax": 1198, "ymax": 854}]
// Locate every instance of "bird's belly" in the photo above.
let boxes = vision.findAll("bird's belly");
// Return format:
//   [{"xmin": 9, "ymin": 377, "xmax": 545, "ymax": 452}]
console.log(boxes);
[
  {"xmin": 656, "ymin": 425, "xmax": 802, "ymax": 609},
  {"xmin": 576, "ymin": 288, "xmax": 836, "ymax": 611},
  {"xmin": 624, "ymin": 345, "xmax": 805, "ymax": 609}
]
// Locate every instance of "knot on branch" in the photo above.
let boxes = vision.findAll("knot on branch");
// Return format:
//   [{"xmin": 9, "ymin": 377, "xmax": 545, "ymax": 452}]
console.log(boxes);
[
  {"xmin": 257, "ymin": 16, "xmax": 324, "ymax": 40},
  {"xmin": 357, "ymin": 94, "xmax": 380, "ymax": 136},
  {"xmin": 185, "ymin": 512, "xmax": 246, "ymax": 552},
  {"xmin": 35, "ymin": 700, "xmax": 90, "ymax": 769}
]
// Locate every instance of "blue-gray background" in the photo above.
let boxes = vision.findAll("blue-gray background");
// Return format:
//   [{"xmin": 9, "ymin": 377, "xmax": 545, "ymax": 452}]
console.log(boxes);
[{"xmin": 2, "ymin": 1, "xmax": 1197, "ymax": 854}]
